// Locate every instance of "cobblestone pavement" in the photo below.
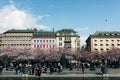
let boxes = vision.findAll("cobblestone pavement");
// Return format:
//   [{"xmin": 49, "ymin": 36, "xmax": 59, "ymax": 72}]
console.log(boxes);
[{"xmin": 0, "ymin": 68, "xmax": 120, "ymax": 77}]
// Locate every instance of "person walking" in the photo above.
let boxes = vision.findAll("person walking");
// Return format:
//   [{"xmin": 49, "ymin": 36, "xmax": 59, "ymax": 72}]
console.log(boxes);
[
  {"xmin": 0, "ymin": 64, "xmax": 3, "ymax": 75},
  {"xmin": 81, "ymin": 63, "xmax": 85, "ymax": 74},
  {"xmin": 58, "ymin": 62, "xmax": 62, "ymax": 74},
  {"xmin": 15, "ymin": 65, "xmax": 19, "ymax": 74}
]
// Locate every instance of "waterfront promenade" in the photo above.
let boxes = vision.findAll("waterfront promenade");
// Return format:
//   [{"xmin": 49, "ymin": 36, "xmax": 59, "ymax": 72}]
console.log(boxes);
[{"xmin": 0, "ymin": 68, "xmax": 120, "ymax": 77}]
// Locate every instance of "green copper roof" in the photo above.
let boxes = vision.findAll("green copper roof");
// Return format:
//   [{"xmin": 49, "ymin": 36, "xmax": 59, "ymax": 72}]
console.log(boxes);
[
  {"xmin": 56, "ymin": 29, "xmax": 80, "ymax": 37},
  {"xmin": 33, "ymin": 31, "xmax": 55, "ymax": 38},
  {"xmin": 4, "ymin": 29, "xmax": 34, "ymax": 33},
  {"xmin": 90, "ymin": 31, "xmax": 120, "ymax": 38}
]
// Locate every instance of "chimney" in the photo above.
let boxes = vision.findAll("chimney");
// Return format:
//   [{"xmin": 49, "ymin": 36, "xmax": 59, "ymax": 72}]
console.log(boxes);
[
  {"xmin": 34, "ymin": 28, "xmax": 37, "ymax": 34},
  {"xmin": 53, "ymin": 28, "xmax": 54, "ymax": 33}
]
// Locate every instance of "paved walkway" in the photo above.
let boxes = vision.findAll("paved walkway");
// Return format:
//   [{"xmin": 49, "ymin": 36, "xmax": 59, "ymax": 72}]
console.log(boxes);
[{"xmin": 0, "ymin": 68, "xmax": 120, "ymax": 77}]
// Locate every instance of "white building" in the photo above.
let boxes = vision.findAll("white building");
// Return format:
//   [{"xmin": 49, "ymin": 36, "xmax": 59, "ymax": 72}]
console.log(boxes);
[{"xmin": 56, "ymin": 29, "xmax": 80, "ymax": 52}]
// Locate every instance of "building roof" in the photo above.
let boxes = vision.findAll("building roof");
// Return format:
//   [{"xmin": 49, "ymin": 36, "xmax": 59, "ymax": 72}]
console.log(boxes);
[
  {"xmin": 89, "ymin": 31, "xmax": 120, "ymax": 38},
  {"xmin": 4, "ymin": 29, "xmax": 34, "ymax": 33},
  {"xmin": 56, "ymin": 29, "xmax": 80, "ymax": 37},
  {"xmin": 33, "ymin": 30, "xmax": 55, "ymax": 38}
]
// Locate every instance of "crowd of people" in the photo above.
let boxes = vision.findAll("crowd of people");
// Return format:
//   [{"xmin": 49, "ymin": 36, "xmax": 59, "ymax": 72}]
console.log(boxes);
[
  {"xmin": 0, "ymin": 62, "xmax": 63, "ymax": 76},
  {"xmin": 0, "ymin": 59, "xmax": 119, "ymax": 76}
]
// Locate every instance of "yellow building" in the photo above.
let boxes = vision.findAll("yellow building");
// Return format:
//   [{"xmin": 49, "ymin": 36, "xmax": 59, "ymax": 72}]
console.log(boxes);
[
  {"xmin": 86, "ymin": 31, "xmax": 120, "ymax": 53},
  {"xmin": 0, "ymin": 29, "xmax": 34, "ymax": 49}
]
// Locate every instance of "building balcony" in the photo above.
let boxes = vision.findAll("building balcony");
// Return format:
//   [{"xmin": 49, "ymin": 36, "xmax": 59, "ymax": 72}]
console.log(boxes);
[
  {"xmin": 64, "ymin": 45, "xmax": 71, "ymax": 48},
  {"xmin": 64, "ymin": 40, "xmax": 71, "ymax": 43}
]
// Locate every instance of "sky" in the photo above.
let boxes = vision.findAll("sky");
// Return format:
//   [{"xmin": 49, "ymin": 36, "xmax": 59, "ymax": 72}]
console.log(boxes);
[{"xmin": 0, "ymin": 0, "xmax": 120, "ymax": 46}]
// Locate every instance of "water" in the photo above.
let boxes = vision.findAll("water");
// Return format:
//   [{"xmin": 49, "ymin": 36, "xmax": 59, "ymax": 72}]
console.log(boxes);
[{"xmin": 0, "ymin": 77, "xmax": 120, "ymax": 80}]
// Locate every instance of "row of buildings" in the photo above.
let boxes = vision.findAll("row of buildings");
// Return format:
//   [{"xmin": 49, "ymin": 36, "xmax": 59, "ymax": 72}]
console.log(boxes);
[
  {"xmin": 0, "ymin": 28, "xmax": 80, "ymax": 52},
  {"xmin": 0, "ymin": 28, "xmax": 120, "ymax": 53}
]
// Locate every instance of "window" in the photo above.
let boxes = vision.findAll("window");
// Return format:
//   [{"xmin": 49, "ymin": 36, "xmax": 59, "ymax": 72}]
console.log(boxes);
[
  {"xmin": 100, "ymin": 44, "xmax": 103, "ymax": 46},
  {"xmin": 53, "ymin": 45, "xmax": 54, "ymax": 48},
  {"xmin": 106, "ymin": 48, "xmax": 109, "ymax": 51},
  {"xmin": 110, "ymin": 34, "xmax": 114, "ymax": 36},
  {"xmin": 95, "ymin": 48, "xmax": 98, "ymax": 51},
  {"xmin": 94, "ymin": 40, "xmax": 97, "ymax": 42},
  {"xmin": 112, "ymin": 44, "xmax": 114, "ymax": 46},
  {"xmin": 43, "ymin": 40, "xmax": 45, "ymax": 43},
  {"xmin": 53, "ymin": 40, "xmax": 54, "ymax": 42},
  {"xmin": 112, "ymin": 40, "xmax": 114, "ymax": 42},
  {"xmin": 59, "ymin": 42, "xmax": 62, "ymax": 46},
  {"xmin": 65, "ymin": 37, "xmax": 71, "ymax": 41},
  {"xmin": 106, "ymin": 44, "xmax": 109, "ymax": 46},
  {"xmin": 49, "ymin": 45, "xmax": 51, "ymax": 48},
  {"xmin": 40, "ymin": 40, "xmax": 42, "ymax": 42},
  {"xmin": 100, "ymin": 40, "xmax": 103, "ymax": 42},
  {"xmin": 94, "ymin": 44, "xmax": 97, "ymax": 46},
  {"xmin": 101, "ymin": 48, "xmax": 103, "ymax": 51},
  {"xmin": 46, "ymin": 45, "xmax": 48, "ymax": 48},
  {"xmin": 77, "ymin": 43, "xmax": 80, "ymax": 46},
  {"xmin": 59, "ymin": 37, "xmax": 62, "ymax": 41},
  {"xmin": 49, "ymin": 40, "xmax": 51, "ymax": 43},
  {"xmin": 34, "ymin": 40, "xmax": 36, "ymax": 43},
  {"xmin": 43, "ymin": 44, "xmax": 45, "ymax": 48},
  {"xmin": 34, "ymin": 44, "xmax": 36, "ymax": 48},
  {"xmin": 37, "ymin": 40, "xmax": 39, "ymax": 43},
  {"xmin": 46, "ymin": 40, "xmax": 48, "ymax": 43},
  {"xmin": 64, "ymin": 43, "xmax": 71, "ymax": 48},
  {"xmin": 40, "ymin": 45, "xmax": 42, "ymax": 48},
  {"xmin": 117, "ymin": 44, "xmax": 120, "ymax": 46},
  {"xmin": 105, "ymin": 34, "xmax": 108, "ymax": 36},
  {"xmin": 117, "ymin": 34, "xmax": 120, "ymax": 35},
  {"xmin": 106, "ymin": 40, "xmax": 108, "ymax": 42},
  {"xmin": 37, "ymin": 45, "xmax": 39, "ymax": 48}
]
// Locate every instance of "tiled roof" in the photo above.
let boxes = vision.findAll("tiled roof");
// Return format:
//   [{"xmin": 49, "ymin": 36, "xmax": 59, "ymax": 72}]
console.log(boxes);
[
  {"xmin": 56, "ymin": 29, "xmax": 80, "ymax": 37},
  {"xmin": 33, "ymin": 30, "xmax": 55, "ymax": 38},
  {"xmin": 4, "ymin": 29, "xmax": 34, "ymax": 33},
  {"xmin": 90, "ymin": 31, "xmax": 120, "ymax": 38}
]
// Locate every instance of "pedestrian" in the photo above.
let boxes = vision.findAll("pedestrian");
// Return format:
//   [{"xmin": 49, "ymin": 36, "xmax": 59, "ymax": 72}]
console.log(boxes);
[
  {"xmin": 0, "ymin": 64, "xmax": 3, "ymax": 75},
  {"xmin": 50, "ymin": 65, "xmax": 54, "ymax": 74},
  {"xmin": 81, "ymin": 63, "xmax": 85, "ymax": 74},
  {"xmin": 78, "ymin": 63, "xmax": 82, "ymax": 71},
  {"xmin": 32, "ymin": 64, "xmax": 35, "ymax": 75},
  {"xmin": 15, "ymin": 65, "xmax": 19, "ymax": 74},
  {"xmin": 58, "ymin": 62, "xmax": 62, "ymax": 73},
  {"xmin": 38, "ymin": 67, "xmax": 42, "ymax": 76}
]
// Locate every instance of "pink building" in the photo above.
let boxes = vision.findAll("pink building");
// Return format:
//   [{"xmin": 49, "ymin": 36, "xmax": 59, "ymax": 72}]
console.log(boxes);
[{"xmin": 32, "ymin": 30, "xmax": 56, "ymax": 50}]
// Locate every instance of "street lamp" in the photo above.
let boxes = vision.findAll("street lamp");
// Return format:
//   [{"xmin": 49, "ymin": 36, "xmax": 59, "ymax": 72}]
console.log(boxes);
[{"xmin": 75, "ymin": 39, "xmax": 77, "ymax": 52}]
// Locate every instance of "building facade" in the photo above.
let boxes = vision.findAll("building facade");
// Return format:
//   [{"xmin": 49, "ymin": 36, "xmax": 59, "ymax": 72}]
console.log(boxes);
[
  {"xmin": 31, "ymin": 30, "xmax": 56, "ymax": 50},
  {"xmin": 0, "ymin": 28, "xmax": 80, "ymax": 51},
  {"xmin": 86, "ymin": 31, "xmax": 120, "ymax": 53},
  {"xmin": 56, "ymin": 29, "xmax": 80, "ymax": 52},
  {"xmin": 0, "ymin": 29, "xmax": 34, "ymax": 49}
]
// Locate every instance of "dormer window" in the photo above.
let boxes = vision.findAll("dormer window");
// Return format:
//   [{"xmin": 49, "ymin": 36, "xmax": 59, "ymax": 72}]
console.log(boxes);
[
  {"xmin": 105, "ymin": 34, "xmax": 108, "ymax": 36},
  {"xmin": 117, "ymin": 34, "xmax": 120, "ymax": 35},
  {"xmin": 110, "ymin": 34, "xmax": 114, "ymax": 36},
  {"xmin": 71, "ymin": 33, "xmax": 74, "ymax": 35},
  {"xmin": 57, "ymin": 33, "xmax": 60, "ymax": 36}
]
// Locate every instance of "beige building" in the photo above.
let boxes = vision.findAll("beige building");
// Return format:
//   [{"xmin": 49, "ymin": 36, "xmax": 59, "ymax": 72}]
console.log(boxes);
[
  {"xmin": 56, "ymin": 29, "xmax": 80, "ymax": 52},
  {"xmin": 86, "ymin": 31, "xmax": 120, "ymax": 53},
  {"xmin": 0, "ymin": 29, "xmax": 34, "ymax": 49}
]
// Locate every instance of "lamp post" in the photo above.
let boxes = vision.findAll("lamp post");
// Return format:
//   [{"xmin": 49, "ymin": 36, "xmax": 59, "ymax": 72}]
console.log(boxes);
[{"xmin": 75, "ymin": 39, "xmax": 77, "ymax": 53}]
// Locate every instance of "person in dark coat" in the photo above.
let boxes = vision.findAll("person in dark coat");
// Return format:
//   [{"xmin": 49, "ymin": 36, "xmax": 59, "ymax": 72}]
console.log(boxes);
[{"xmin": 81, "ymin": 63, "xmax": 85, "ymax": 74}]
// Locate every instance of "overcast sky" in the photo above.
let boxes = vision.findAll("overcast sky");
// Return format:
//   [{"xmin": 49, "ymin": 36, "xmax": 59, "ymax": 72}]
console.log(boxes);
[{"xmin": 0, "ymin": 0, "xmax": 120, "ymax": 46}]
